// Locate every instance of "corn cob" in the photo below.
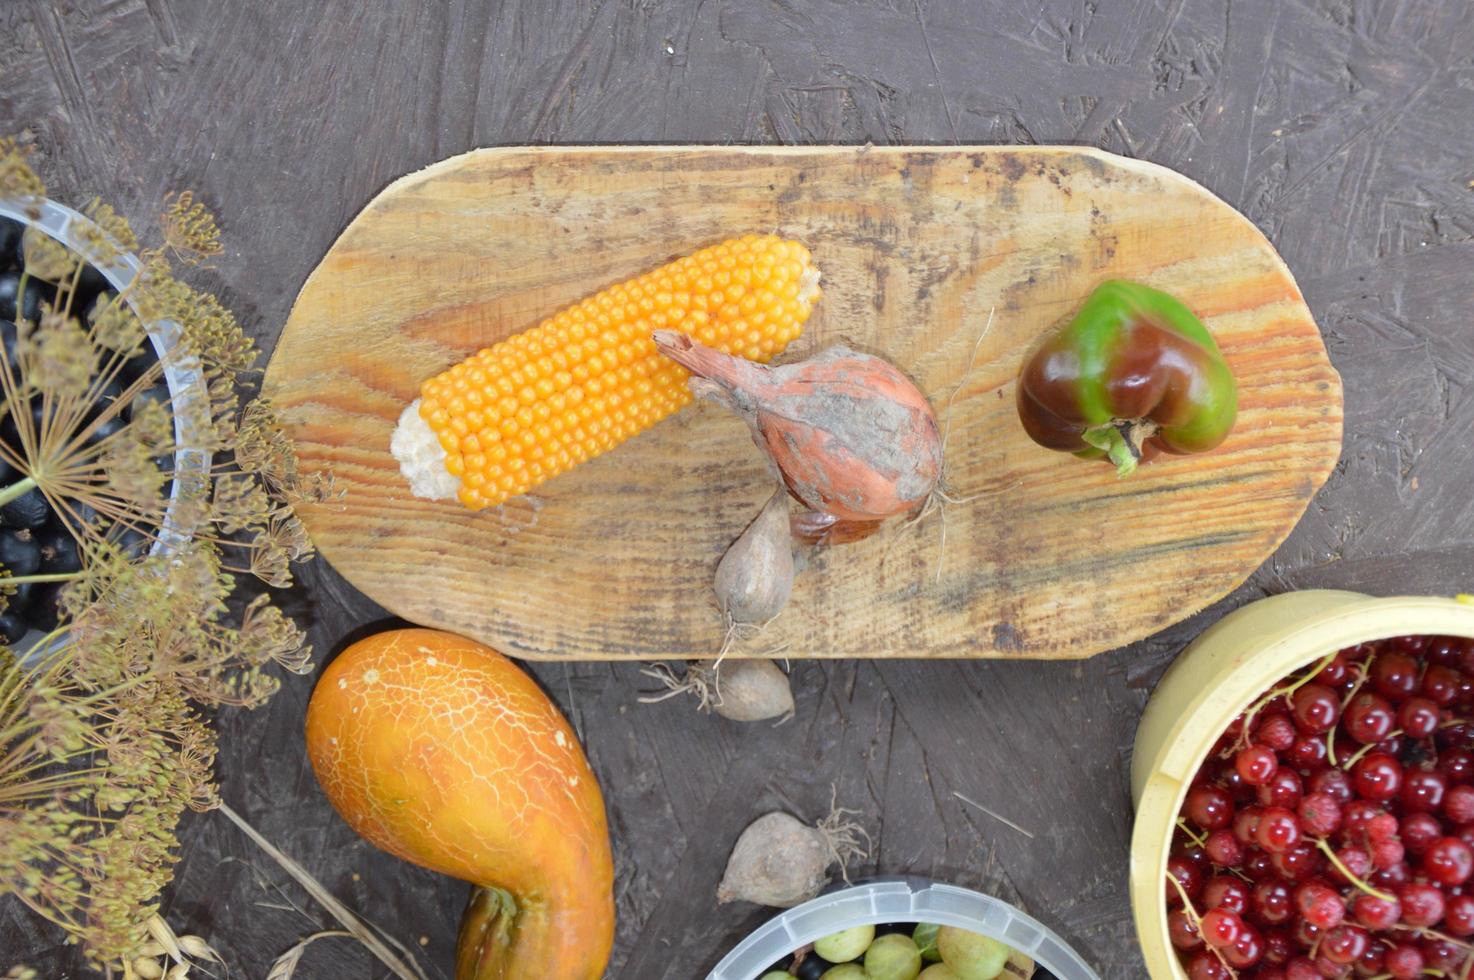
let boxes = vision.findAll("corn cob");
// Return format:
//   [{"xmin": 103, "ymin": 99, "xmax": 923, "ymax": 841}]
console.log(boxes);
[{"xmin": 393, "ymin": 234, "xmax": 822, "ymax": 510}]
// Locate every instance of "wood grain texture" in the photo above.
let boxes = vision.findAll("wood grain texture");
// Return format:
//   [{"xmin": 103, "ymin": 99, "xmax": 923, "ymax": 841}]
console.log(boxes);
[
  {"xmin": 265, "ymin": 144, "xmax": 1343, "ymax": 661},
  {"xmin": 6, "ymin": 1, "xmax": 1472, "ymax": 978}
]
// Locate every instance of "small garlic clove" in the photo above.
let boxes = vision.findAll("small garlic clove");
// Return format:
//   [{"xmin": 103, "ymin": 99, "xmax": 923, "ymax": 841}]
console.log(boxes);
[{"xmin": 714, "ymin": 488, "xmax": 795, "ymax": 627}]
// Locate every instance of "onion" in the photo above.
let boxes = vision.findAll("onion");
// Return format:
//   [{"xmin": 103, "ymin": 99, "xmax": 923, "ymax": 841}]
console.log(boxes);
[{"xmin": 654, "ymin": 331, "xmax": 943, "ymax": 536}]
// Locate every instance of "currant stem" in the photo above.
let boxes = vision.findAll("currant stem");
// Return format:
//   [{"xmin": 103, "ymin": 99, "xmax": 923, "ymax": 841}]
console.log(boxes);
[
  {"xmin": 1164, "ymin": 872, "xmax": 1239, "ymax": 979},
  {"xmin": 1236, "ymin": 650, "xmax": 1339, "ymax": 751},
  {"xmin": 1341, "ymin": 730, "xmax": 1405, "ymax": 771},
  {"xmin": 1314, "ymin": 836, "xmax": 1395, "ymax": 901}
]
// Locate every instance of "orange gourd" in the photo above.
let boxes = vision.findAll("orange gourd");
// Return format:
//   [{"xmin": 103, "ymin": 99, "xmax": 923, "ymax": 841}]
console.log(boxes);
[{"xmin": 304, "ymin": 628, "xmax": 614, "ymax": 980}]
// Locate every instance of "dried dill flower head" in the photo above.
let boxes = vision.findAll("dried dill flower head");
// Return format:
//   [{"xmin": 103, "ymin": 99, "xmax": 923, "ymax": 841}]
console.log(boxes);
[{"xmin": 0, "ymin": 138, "xmax": 330, "ymax": 969}]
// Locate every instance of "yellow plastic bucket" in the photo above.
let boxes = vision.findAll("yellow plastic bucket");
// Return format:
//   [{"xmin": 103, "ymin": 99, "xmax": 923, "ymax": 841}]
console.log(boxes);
[{"xmin": 1129, "ymin": 590, "xmax": 1474, "ymax": 978}]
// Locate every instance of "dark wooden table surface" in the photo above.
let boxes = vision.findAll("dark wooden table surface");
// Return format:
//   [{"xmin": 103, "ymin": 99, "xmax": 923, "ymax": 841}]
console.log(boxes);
[{"xmin": 4, "ymin": 1, "xmax": 1473, "ymax": 977}]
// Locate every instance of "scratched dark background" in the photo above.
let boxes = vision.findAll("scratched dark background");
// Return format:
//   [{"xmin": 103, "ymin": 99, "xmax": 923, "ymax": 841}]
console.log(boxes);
[{"xmin": 3, "ymin": 1, "xmax": 1473, "ymax": 977}]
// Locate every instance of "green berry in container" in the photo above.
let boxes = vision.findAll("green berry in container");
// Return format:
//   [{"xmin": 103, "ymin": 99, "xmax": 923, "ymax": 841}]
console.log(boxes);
[
  {"xmin": 937, "ymin": 926, "xmax": 1009, "ymax": 980},
  {"xmin": 813, "ymin": 924, "xmax": 874, "ymax": 963},
  {"xmin": 865, "ymin": 933, "xmax": 922, "ymax": 980}
]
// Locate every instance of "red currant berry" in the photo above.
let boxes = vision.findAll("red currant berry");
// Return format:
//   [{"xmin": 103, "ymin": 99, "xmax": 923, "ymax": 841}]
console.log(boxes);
[
  {"xmin": 1344, "ymin": 800, "xmax": 1387, "ymax": 834},
  {"xmin": 1423, "ymin": 836, "xmax": 1474, "ymax": 886},
  {"xmin": 1343, "ymin": 692, "xmax": 1396, "ymax": 744},
  {"xmin": 1383, "ymin": 944, "xmax": 1425, "ymax": 979},
  {"xmin": 1255, "ymin": 714, "xmax": 1298, "ymax": 752},
  {"xmin": 1422, "ymin": 664, "xmax": 1463, "ymax": 706},
  {"xmin": 1262, "ymin": 928, "xmax": 1292, "ymax": 964},
  {"xmin": 1204, "ymin": 830, "xmax": 1245, "ymax": 868},
  {"xmin": 1366, "ymin": 811, "xmax": 1400, "ymax": 843},
  {"xmin": 1167, "ymin": 856, "xmax": 1202, "ymax": 906},
  {"xmin": 1440, "ymin": 722, "xmax": 1474, "ymax": 751},
  {"xmin": 1391, "ymin": 634, "xmax": 1431, "ymax": 655},
  {"xmin": 1234, "ymin": 805, "xmax": 1266, "ymax": 844},
  {"xmin": 1351, "ymin": 892, "xmax": 1401, "ymax": 929},
  {"xmin": 1396, "ymin": 882, "xmax": 1446, "ymax": 927},
  {"xmin": 1291, "ymin": 916, "xmax": 1322, "ymax": 947},
  {"xmin": 1250, "ymin": 878, "xmax": 1295, "ymax": 926},
  {"xmin": 1224, "ymin": 922, "xmax": 1265, "ymax": 968},
  {"xmin": 1283, "ymin": 957, "xmax": 1319, "ymax": 980},
  {"xmin": 1310, "ymin": 952, "xmax": 1351, "ymax": 978},
  {"xmin": 1358, "ymin": 939, "xmax": 1388, "ymax": 976},
  {"xmin": 1295, "ymin": 881, "xmax": 1346, "ymax": 929},
  {"xmin": 1372, "ymin": 860, "xmax": 1411, "ymax": 888},
  {"xmin": 1400, "ymin": 812, "xmax": 1442, "ymax": 856},
  {"xmin": 1444, "ymin": 893, "xmax": 1474, "ymax": 937},
  {"xmin": 1371, "ymin": 836, "xmax": 1406, "ymax": 870},
  {"xmin": 1291, "ymin": 684, "xmax": 1341, "ymax": 734},
  {"xmin": 1424, "ymin": 939, "xmax": 1465, "ymax": 971},
  {"xmin": 1285, "ymin": 735, "xmax": 1328, "ymax": 772},
  {"xmin": 1257, "ymin": 769, "xmax": 1304, "ymax": 809},
  {"xmin": 1220, "ymin": 765, "xmax": 1256, "ymax": 803},
  {"xmin": 1443, "ymin": 747, "xmax": 1474, "ymax": 784},
  {"xmin": 1397, "ymin": 696, "xmax": 1441, "ymax": 738},
  {"xmin": 1255, "ymin": 807, "xmax": 1303, "ymax": 854},
  {"xmin": 1237, "ymin": 745, "xmax": 1280, "ymax": 786},
  {"xmin": 1244, "ymin": 851, "xmax": 1277, "ymax": 881},
  {"xmin": 1168, "ymin": 908, "xmax": 1203, "ymax": 949},
  {"xmin": 1428, "ymin": 635, "xmax": 1464, "ymax": 666},
  {"xmin": 1371, "ymin": 652, "xmax": 1421, "ymax": 700},
  {"xmin": 1326, "ymin": 846, "xmax": 1372, "ymax": 888},
  {"xmin": 1297, "ymin": 793, "xmax": 1343, "ymax": 836},
  {"xmin": 1271, "ymin": 842, "xmax": 1321, "ymax": 881},
  {"xmin": 1200, "ymin": 908, "xmax": 1245, "ymax": 948},
  {"xmin": 1319, "ymin": 924, "xmax": 1369, "ymax": 965},
  {"xmin": 1203, "ymin": 875, "xmax": 1250, "ymax": 913},
  {"xmin": 1318, "ymin": 655, "xmax": 1355, "ymax": 685},
  {"xmin": 1186, "ymin": 785, "xmax": 1235, "ymax": 830},
  {"xmin": 1307, "ymin": 768, "xmax": 1352, "ymax": 803},
  {"xmin": 1401, "ymin": 768, "xmax": 1448, "ymax": 813},
  {"xmin": 1187, "ymin": 950, "xmax": 1232, "ymax": 980},
  {"xmin": 1351, "ymin": 752, "xmax": 1403, "ymax": 801},
  {"xmin": 1446, "ymin": 784, "xmax": 1474, "ymax": 824}
]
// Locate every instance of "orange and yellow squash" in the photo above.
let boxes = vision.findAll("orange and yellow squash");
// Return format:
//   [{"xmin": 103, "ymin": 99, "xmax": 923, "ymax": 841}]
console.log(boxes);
[{"xmin": 304, "ymin": 628, "xmax": 614, "ymax": 980}]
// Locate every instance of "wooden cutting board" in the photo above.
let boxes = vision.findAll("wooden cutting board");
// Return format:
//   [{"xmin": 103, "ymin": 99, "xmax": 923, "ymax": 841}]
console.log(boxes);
[{"xmin": 264, "ymin": 145, "xmax": 1342, "ymax": 661}]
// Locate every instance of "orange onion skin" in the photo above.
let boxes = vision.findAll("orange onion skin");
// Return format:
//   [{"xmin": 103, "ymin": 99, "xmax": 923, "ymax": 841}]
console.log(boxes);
[{"xmin": 654, "ymin": 331, "xmax": 942, "ymax": 524}]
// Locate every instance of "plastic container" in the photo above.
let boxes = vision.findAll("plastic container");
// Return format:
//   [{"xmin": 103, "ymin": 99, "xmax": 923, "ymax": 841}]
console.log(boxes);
[
  {"xmin": 0, "ymin": 195, "xmax": 210, "ymax": 556},
  {"xmin": 707, "ymin": 876, "xmax": 1100, "ymax": 980},
  {"xmin": 1129, "ymin": 590, "xmax": 1474, "ymax": 978}
]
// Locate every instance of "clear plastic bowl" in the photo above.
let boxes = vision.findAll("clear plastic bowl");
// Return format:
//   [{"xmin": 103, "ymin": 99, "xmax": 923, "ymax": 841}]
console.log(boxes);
[
  {"xmin": 0, "ymin": 195, "xmax": 210, "ymax": 556},
  {"xmin": 707, "ymin": 876, "xmax": 1101, "ymax": 980}
]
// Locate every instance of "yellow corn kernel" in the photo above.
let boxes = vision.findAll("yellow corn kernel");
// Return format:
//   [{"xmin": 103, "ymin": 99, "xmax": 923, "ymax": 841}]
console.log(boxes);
[{"xmin": 418, "ymin": 235, "xmax": 820, "ymax": 510}]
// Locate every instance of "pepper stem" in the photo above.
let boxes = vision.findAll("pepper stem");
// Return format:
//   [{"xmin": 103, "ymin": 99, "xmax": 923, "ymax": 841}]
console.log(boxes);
[{"xmin": 1082, "ymin": 420, "xmax": 1159, "ymax": 477}]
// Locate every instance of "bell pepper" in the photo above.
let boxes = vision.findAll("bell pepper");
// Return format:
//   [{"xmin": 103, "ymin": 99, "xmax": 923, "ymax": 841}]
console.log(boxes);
[{"xmin": 1016, "ymin": 280, "xmax": 1237, "ymax": 476}]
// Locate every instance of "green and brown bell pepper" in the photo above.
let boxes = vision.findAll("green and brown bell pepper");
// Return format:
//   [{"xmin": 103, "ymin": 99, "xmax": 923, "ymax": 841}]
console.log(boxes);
[{"xmin": 1016, "ymin": 280, "xmax": 1238, "ymax": 476}]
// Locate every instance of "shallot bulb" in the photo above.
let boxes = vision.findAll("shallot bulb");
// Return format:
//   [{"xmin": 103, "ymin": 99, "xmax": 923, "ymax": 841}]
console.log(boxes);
[{"xmin": 653, "ymin": 332, "xmax": 943, "ymax": 531}]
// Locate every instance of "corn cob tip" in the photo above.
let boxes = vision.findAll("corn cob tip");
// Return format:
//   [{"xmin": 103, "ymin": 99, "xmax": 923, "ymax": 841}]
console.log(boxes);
[{"xmin": 391, "ymin": 399, "xmax": 462, "ymax": 501}]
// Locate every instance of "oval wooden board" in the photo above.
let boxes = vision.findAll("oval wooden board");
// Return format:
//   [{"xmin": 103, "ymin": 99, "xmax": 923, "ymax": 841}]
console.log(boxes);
[{"xmin": 265, "ymin": 145, "xmax": 1342, "ymax": 661}]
